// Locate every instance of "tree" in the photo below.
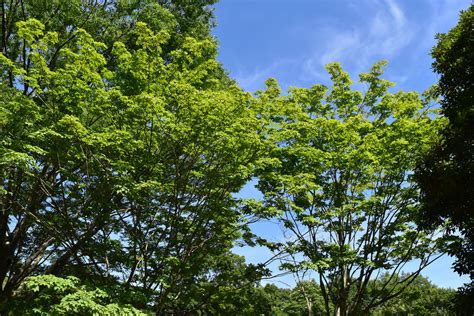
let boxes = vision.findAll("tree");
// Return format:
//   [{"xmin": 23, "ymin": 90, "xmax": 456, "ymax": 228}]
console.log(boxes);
[
  {"xmin": 372, "ymin": 274, "xmax": 456, "ymax": 316},
  {"xmin": 414, "ymin": 5, "xmax": 473, "ymax": 313},
  {"xmin": 7, "ymin": 254, "xmax": 271, "ymax": 315},
  {"xmin": 7, "ymin": 275, "xmax": 145, "ymax": 315},
  {"xmin": 260, "ymin": 284, "xmax": 293, "ymax": 315},
  {"xmin": 282, "ymin": 280, "xmax": 327, "ymax": 316},
  {"xmin": 257, "ymin": 276, "xmax": 455, "ymax": 316},
  {"xmin": 186, "ymin": 253, "xmax": 271, "ymax": 315},
  {"xmin": 0, "ymin": 1, "xmax": 272, "ymax": 312},
  {"xmin": 257, "ymin": 61, "xmax": 444, "ymax": 315}
]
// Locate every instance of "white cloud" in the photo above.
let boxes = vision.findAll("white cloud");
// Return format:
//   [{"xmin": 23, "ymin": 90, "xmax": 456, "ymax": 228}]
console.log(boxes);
[
  {"xmin": 303, "ymin": 0, "xmax": 413, "ymax": 80},
  {"xmin": 233, "ymin": 66, "xmax": 272, "ymax": 92},
  {"xmin": 233, "ymin": 58, "xmax": 299, "ymax": 92},
  {"xmin": 386, "ymin": 0, "xmax": 406, "ymax": 27},
  {"xmin": 226, "ymin": 0, "xmax": 471, "ymax": 92}
]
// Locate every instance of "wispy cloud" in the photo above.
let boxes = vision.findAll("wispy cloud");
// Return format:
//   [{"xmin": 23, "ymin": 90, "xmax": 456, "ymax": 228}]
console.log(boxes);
[
  {"xmin": 233, "ymin": 58, "xmax": 297, "ymax": 92},
  {"xmin": 221, "ymin": 0, "xmax": 471, "ymax": 92},
  {"xmin": 422, "ymin": 0, "xmax": 470, "ymax": 48},
  {"xmin": 303, "ymin": 0, "xmax": 413, "ymax": 80}
]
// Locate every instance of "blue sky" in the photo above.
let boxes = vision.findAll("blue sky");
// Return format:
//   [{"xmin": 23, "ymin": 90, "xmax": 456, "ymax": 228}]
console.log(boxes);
[{"xmin": 211, "ymin": 0, "xmax": 471, "ymax": 288}]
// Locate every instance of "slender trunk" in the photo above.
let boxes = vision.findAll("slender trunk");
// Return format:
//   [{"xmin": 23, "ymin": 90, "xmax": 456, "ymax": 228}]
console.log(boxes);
[
  {"xmin": 300, "ymin": 283, "xmax": 313, "ymax": 316},
  {"xmin": 341, "ymin": 264, "xmax": 349, "ymax": 316},
  {"xmin": 307, "ymin": 300, "xmax": 313, "ymax": 316},
  {"xmin": 0, "ymin": 205, "xmax": 11, "ymax": 297},
  {"xmin": 334, "ymin": 264, "xmax": 349, "ymax": 316},
  {"xmin": 319, "ymin": 270, "xmax": 330, "ymax": 316}
]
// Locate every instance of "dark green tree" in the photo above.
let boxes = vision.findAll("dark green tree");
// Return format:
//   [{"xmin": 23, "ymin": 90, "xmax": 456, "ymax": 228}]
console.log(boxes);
[
  {"xmin": 372, "ymin": 274, "xmax": 456, "ymax": 316},
  {"xmin": 260, "ymin": 284, "xmax": 294, "ymax": 315},
  {"xmin": 283, "ymin": 280, "xmax": 327, "ymax": 316},
  {"xmin": 414, "ymin": 5, "xmax": 473, "ymax": 313},
  {"xmin": 186, "ymin": 253, "xmax": 271, "ymax": 315}
]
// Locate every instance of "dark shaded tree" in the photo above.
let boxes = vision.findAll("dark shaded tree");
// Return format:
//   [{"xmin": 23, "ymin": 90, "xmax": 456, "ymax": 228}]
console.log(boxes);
[{"xmin": 414, "ymin": 5, "xmax": 473, "ymax": 313}]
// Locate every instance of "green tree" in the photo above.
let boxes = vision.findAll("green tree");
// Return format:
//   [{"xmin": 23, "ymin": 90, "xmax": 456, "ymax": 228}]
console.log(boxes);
[
  {"xmin": 159, "ymin": 252, "xmax": 271, "ymax": 314},
  {"xmin": 414, "ymin": 5, "xmax": 473, "ymax": 313},
  {"xmin": 261, "ymin": 284, "xmax": 294, "ymax": 315},
  {"xmin": 0, "ymin": 2, "xmax": 272, "ymax": 312},
  {"xmin": 257, "ymin": 61, "xmax": 444, "ymax": 315},
  {"xmin": 282, "ymin": 280, "xmax": 326, "ymax": 316},
  {"xmin": 372, "ymin": 274, "xmax": 456, "ymax": 316},
  {"xmin": 8, "ymin": 275, "xmax": 145, "ymax": 315}
]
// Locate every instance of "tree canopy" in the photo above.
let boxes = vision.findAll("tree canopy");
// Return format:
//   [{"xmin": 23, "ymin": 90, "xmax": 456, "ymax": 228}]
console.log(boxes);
[
  {"xmin": 414, "ymin": 4, "xmax": 473, "ymax": 313},
  {"xmin": 256, "ymin": 61, "xmax": 444, "ymax": 315},
  {"xmin": 0, "ymin": 0, "xmax": 468, "ymax": 314},
  {"xmin": 0, "ymin": 0, "xmax": 271, "ymax": 312}
]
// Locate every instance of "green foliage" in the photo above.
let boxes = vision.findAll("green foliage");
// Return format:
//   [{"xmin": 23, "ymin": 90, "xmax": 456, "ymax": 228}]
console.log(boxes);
[
  {"xmin": 0, "ymin": 1, "xmax": 268, "ymax": 313},
  {"xmin": 8, "ymin": 275, "xmax": 146, "ymax": 315},
  {"xmin": 157, "ymin": 252, "xmax": 271, "ymax": 314},
  {"xmin": 414, "ymin": 4, "xmax": 474, "ymax": 314},
  {"xmin": 240, "ymin": 276, "xmax": 457, "ymax": 316},
  {"xmin": 0, "ymin": 1, "xmax": 462, "ymax": 314},
  {"xmin": 255, "ymin": 276, "xmax": 455, "ymax": 316},
  {"xmin": 281, "ymin": 281, "xmax": 327, "ymax": 316},
  {"xmin": 257, "ymin": 61, "xmax": 443, "ymax": 315},
  {"xmin": 372, "ymin": 274, "xmax": 456, "ymax": 316}
]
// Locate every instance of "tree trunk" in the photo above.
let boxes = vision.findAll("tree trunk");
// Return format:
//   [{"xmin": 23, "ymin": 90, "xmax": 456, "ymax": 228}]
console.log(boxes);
[
  {"xmin": 335, "ymin": 264, "xmax": 349, "ymax": 316},
  {"xmin": 301, "ymin": 284, "xmax": 313, "ymax": 316}
]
